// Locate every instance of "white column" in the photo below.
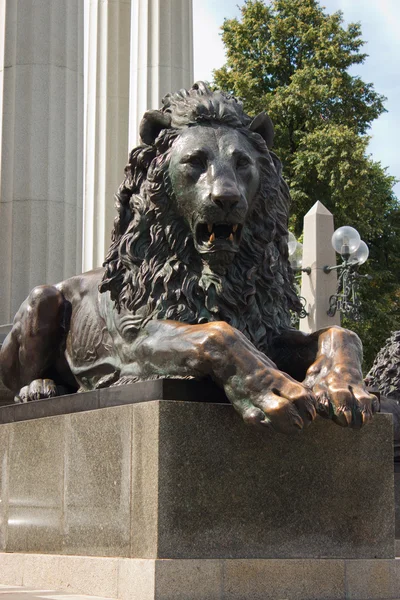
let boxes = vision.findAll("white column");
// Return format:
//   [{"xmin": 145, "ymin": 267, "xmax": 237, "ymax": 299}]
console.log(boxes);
[
  {"xmin": 0, "ymin": 0, "xmax": 84, "ymax": 323},
  {"xmin": 83, "ymin": 0, "xmax": 131, "ymax": 272},
  {"xmin": 129, "ymin": 0, "xmax": 194, "ymax": 148},
  {"xmin": 299, "ymin": 201, "xmax": 340, "ymax": 333}
]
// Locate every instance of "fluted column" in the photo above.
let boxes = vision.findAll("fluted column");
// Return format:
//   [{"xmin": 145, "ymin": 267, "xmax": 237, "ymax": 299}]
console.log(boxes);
[
  {"xmin": 83, "ymin": 0, "xmax": 131, "ymax": 272},
  {"xmin": 129, "ymin": 0, "xmax": 194, "ymax": 148},
  {"xmin": 0, "ymin": 0, "xmax": 84, "ymax": 323}
]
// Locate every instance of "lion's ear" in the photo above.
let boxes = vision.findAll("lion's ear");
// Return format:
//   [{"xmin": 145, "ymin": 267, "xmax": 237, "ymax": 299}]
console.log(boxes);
[
  {"xmin": 249, "ymin": 112, "xmax": 274, "ymax": 149},
  {"xmin": 139, "ymin": 110, "xmax": 172, "ymax": 145}
]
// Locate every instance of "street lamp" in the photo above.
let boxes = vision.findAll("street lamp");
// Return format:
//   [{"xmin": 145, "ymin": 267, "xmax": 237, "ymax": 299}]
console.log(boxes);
[
  {"xmin": 324, "ymin": 226, "xmax": 371, "ymax": 321},
  {"xmin": 288, "ymin": 235, "xmax": 309, "ymax": 321},
  {"xmin": 288, "ymin": 235, "xmax": 311, "ymax": 275}
]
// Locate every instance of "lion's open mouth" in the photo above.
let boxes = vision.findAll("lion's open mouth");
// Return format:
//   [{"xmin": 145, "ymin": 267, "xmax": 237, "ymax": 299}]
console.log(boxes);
[{"xmin": 195, "ymin": 222, "xmax": 243, "ymax": 252}]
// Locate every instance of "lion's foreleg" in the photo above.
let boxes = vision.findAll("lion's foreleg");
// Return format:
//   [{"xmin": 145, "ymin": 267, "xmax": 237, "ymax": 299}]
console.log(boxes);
[
  {"xmin": 303, "ymin": 326, "xmax": 378, "ymax": 427},
  {"xmin": 0, "ymin": 285, "xmax": 70, "ymax": 399},
  {"xmin": 133, "ymin": 320, "xmax": 316, "ymax": 434}
]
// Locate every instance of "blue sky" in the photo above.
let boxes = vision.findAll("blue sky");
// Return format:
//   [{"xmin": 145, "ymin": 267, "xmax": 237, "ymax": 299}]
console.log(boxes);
[{"xmin": 193, "ymin": 0, "xmax": 400, "ymax": 198}]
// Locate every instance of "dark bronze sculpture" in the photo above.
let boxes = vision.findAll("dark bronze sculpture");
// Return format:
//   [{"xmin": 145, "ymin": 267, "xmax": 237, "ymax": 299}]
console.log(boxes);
[
  {"xmin": 0, "ymin": 82, "xmax": 377, "ymax": 434},
  {"xmin": 365, "ymin": 331, "xmax": 400, "ymax": 400},
  {"xmin": 366, "ymin": 331, "xmax": 400, "ymax": 460}
]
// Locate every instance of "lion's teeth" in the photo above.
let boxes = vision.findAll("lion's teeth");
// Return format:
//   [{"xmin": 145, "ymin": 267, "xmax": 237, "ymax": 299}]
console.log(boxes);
[
  {"xmin": 232, "ymin": 224, "xmax": 238, "ymax": 232},
  {"xmin": 209, "ymin": 233, "xmax": 215, "ymax": 242},
  {"xmin": 228, "ymin": 233, "xmax": 234, "ymax": 242},
  {"xmin": 207, "ymin": 223, "xmax": 213, "ymax": 233}
]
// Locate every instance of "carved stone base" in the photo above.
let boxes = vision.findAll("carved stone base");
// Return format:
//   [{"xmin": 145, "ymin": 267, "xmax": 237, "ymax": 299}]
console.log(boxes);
[{"xmin": 0, "ymin": 387, "xmax": 395, "ymax": 560}]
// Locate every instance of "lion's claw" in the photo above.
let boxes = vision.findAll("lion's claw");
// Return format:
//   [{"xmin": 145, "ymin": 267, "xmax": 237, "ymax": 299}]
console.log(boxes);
[
  {"xmin": 233, "ymin": 373, "xmax": 317, "ymax": 435},
  {"xmin": 242, "ymin": 406, "xmax": 266, "ymax": 427},
  {"xmin": 15, "ymin": 378, "xmax": 57, "ymax": 403},
  {"xmin": 314, "ymin": 380, "xmax": 377, "ymax": 429}
]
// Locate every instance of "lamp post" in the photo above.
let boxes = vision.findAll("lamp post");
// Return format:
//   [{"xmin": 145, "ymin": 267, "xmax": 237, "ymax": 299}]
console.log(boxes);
[
  {"xmin": 289, "ymin": 224, "xmax": 371, "ymax": 325},
  {"xmin": 288, "ymin": 236, "xmax": 309, "ymax": 323},
  {"xmin": 324, "ymin": 226, "xmax": 371, "ymax": 321}
]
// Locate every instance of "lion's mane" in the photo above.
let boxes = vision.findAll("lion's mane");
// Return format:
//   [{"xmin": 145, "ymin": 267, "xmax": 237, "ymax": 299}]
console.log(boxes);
[{"xmin": 100, "ymin": 82, "xmax": 300, "ymax": 354}]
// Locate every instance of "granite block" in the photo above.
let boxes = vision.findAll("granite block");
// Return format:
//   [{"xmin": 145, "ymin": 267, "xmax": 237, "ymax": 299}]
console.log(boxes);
[
  {"xmin": 3, "ymin": 554, "xmax": 400, "ymax": 600},
  {"xmin": 131, "ymin": 402, "xmax": 160, "ymax": 558},
  {"xmin": 223, "ymin": 558, "xmax": 345, "ymax": 600},
  {"xmin": 0, "ymin": 380, "xmax": 228, "ymax": 424},
  {"xmin": 155, "ymin": 404, "xmax": 394, "ymax": 559},
  {"xmin": 0, "ymin": 405, "xmax": 15, "ymax": 424},
  {"xmin": 99, "ymin": 381, "xmax": 163, "ymax": 408},
  {"xmin": 0, "ymin": 552, "xmax": 24, "ymax": 585},
  {"xmin": 0, "ymin": 424, "xmax": 9, "ymax": 551},
  {"xmin": 395, "ymin": 471, "xmax": 400, "ymax": 538},
  {"xmin": 393, "ymin": 557, "xmax": 400, "ymax": 596},
  {"xmin": 13, "ymin": 390, "xmax": 100, "ymax": 422},
  {"xmin": 6, "ymin": 416, "xmax": 65, "ymax": 553},
  {"xmin": 345, "ymin": 559, "xmax": 397, "ymax": 599},
  {"xmin": 56, "ymin": 555, "xmax": 119, "ymax": 598},
  {"xmin": 63, "ymin": 406, "xmax": 132, "ymax": 556},
  {"xmin": 0, "ymin": 400, "xmax": 395, "ymax": 562},
  {"xmin": 155, "ymin": 559, "xmax": 223, "ymax": 600},
  {"xmin": 118, "ymin": 558, "xmax": 155, "ymax": 600},
  {"xmin": 20, "ymin": 553, "xmax": 60, "ymax": 589},
  {"xmin": 100, "ymin": 379, "xmax": 227, "ymax": 408}
]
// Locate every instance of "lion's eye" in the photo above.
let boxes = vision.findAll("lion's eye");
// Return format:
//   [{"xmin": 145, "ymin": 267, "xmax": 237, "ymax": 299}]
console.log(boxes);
[
  {"xmin": 236, "ymin": 156, "xmax": 251, "ymax": 169},
  {"xmin": 184, "ymin": 154, "xmax": 207, "ymax": 170}
]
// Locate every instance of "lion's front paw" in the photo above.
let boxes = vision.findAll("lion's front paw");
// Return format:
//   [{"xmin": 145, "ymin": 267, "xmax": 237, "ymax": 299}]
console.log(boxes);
[
  {"xmin": 312, "ymin": 370, "xmax": 379, "ymax": 428},
  {"xmin": 16, "ymin": 379, "xmax": 58, "ymax": 403},
  {"xmin": 229, "ymin": 371, "xmax": 317, "ymax": 435}
]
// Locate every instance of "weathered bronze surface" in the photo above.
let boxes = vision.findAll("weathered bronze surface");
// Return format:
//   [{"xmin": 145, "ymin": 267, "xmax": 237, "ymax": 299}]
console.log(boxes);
[
  {"xmin": 366, "ymin": 331, "xmax": 400, "ymax": 400},
  {"xmin": 0, "ymin": 82, "xmax": 377, "ymax": 434},
  {"xmin": 366, "ymin": 331, "xmax": 400, "ymax": 460}
]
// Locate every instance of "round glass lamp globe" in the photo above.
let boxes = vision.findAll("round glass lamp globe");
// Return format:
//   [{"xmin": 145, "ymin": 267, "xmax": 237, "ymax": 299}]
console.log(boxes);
[
  {"xmin": 349, "ymin": 240, "xmax": 369, "ymax": 266},
  {"xmin": 289, "ymin": 242, "xmax": 303, "ymax": 269},
  {"xmin": 288, "ymin": 232, "xmax": 297, "ymax": 256},
  {"xmin": 331, "ymin": 226, "xmax": 360, "ymax": 255}
]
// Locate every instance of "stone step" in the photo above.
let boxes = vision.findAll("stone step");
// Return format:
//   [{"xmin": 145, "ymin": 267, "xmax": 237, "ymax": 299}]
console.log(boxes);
[
  {"xmin": 0, "ymin": 585, "xmax": 113, "ymax": 600},
  {"xmin": 2, "ymin": 553, "xmax": 400, "ymax": 600}
]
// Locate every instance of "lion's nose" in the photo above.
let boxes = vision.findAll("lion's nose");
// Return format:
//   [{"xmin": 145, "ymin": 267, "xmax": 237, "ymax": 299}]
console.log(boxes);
[{"xmin": 211, "ymin": 183, "xmax": 241, "ymax": 211}]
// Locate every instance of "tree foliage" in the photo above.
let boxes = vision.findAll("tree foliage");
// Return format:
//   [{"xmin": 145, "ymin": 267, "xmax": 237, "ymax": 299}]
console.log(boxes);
[{"xmin": 214, "ymin": 0, "xmax": 400, "ymax": 370}]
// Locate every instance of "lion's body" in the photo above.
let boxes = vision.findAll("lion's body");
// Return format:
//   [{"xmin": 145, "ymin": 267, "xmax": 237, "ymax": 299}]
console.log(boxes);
[{"xmin": 0, "ymin": 83, "xmax": 376, "ymax": 434}]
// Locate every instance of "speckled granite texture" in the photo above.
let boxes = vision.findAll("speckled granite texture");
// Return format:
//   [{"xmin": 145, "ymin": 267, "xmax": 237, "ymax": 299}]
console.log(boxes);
[
  {"xmin": 0, "ymin": 392, "xmax": 395, "ymax": 560},
  {"xmin": 2, "ymin": 553, "xmax": 400, "ymax": 600}
]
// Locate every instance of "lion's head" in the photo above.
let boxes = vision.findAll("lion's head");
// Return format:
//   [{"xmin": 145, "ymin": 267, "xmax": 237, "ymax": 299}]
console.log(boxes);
[{"xmin": 100, "ymin": 82, "xmax": 300, "ymax": 354}]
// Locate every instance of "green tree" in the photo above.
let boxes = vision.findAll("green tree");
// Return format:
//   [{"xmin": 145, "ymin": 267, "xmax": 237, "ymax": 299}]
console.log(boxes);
[{"xmin": 214, "ymin": 0, "xmax": 400, "ymax": 370}]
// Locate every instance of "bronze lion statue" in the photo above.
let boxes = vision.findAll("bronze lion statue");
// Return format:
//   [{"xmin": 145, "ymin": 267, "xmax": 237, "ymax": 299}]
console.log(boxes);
[{"xmin": 0, "ymin": 82, "xmax": 377, "ymax": 434}]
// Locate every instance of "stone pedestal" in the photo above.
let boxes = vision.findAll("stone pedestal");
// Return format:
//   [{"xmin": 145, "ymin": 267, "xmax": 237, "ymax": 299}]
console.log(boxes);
[
  {"xmin": 0, "ymin": 386, "xmax": 396, "ymax": 598},
  {"xmin": 395, "ymin": 468, "xmax": 400, "ymax": 556},
  {"xmin": 0, "ymin": 0, "xmax": 84, "ymax": 323},
  {"xmin": 0, "ymin": 389, "xmax": 394, "ymax": 560}
]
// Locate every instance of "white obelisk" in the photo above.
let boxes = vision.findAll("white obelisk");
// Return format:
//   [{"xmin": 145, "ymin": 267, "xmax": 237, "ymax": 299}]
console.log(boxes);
[
  {"xmin": 0, "ymin": 0, "xmax": 84, "ymax": 324},
  {"xmin": 300, "ymin": 201, "xmax": 340, "ymax": 333}
]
